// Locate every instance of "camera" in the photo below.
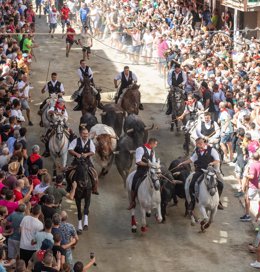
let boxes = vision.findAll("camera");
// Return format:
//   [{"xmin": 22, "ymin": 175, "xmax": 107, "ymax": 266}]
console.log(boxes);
[{"xmin": 90, "ymin": 252, "xmax": 97, "ymax": 266}]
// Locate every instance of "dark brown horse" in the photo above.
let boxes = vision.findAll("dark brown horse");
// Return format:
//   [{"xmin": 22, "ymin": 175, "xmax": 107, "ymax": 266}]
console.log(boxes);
[
  {"xmin": 121, "ymin": 84, "xmax": 141, "ymax": 115},
  {"xmin": 81, "ymin": 76, "xmax": 97, "ymax": 116}
]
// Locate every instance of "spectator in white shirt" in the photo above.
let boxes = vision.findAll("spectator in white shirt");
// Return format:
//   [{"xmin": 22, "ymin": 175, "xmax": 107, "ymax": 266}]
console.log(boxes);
[{"xmin": 18, "ymin": 74, "xmax": 33, "ymax": 126}]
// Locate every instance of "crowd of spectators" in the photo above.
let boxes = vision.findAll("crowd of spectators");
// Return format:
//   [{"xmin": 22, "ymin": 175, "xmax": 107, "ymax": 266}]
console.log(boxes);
[
  {"xmin": 0, "ymin": 0, "xmax": 260, "ymax": 270},
  {"xmin": 0, "ymin": 0, "xmax": 99, "ymax": 271}
]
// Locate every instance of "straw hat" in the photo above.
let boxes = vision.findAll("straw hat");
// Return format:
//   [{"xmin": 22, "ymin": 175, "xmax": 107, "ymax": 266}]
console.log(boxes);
[{"xmin": 8, "ymin": 162, "xmax": 20, "ymax": 175}]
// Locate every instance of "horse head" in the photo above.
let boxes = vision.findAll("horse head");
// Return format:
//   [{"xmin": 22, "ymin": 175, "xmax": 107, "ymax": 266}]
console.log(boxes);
[
  {"xmin": 202, "ymin": 166, "xmax": 218, "ymax": 196},
  {"xmin": 54, "ymin": 120, "xmax": 65, "ymax": 141},
  {"xmin": 74, "ymin": 157, "xmax": 90, "ymax": 188},
  {"xmin": 148, "ymin": 159, "xmax": 161, "ymax": 191}
]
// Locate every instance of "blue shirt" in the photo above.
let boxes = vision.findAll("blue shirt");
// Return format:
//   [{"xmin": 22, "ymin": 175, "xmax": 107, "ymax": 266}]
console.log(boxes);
[
  {"xmin": 80, "ymin": 7, "xmax": 89, "ymax": 21},
  {"xmin": 7, "ymin": 211, "xmax": 24, "ymax": 241}
]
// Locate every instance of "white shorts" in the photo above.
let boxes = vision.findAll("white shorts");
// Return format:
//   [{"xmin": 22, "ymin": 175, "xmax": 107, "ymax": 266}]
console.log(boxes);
[
  {"xmin": 248, "ymin": 187, "xmax": 260, "ymax": 200},
  {"xmin": 21, "ymin": 99, "xmax": 30, "ymax": 110}
]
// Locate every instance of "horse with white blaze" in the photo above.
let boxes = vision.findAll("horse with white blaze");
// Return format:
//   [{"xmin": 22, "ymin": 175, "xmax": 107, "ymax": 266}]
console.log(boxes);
[{"xmin": 126, "ymin": 160, "xmax": 162, "ymax": 233}]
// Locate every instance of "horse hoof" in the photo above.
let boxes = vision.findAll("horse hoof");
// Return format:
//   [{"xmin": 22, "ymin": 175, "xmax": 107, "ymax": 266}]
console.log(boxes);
[
  {"xmin": 131, "ymin": 225, "xmax": 137, "ymax": 233},
  {"xmin": 170, "ymin": 127, "xmax": 174, "ymax": 132},
  {"xmin": 200, "ymin": 219, "xmax": 206, "ymax": 226},
  {"xmin": 141, "ymin": 226, "xmax": 148, "ymax": 232},
  {"xmin": 83, "ymin": 225, "xmax": 88, "ymax": 231},
  {"xmin": 203, "ymin": 222, "xmax": 210, "ymax": 229},
  {"xmin": 191, "ymin": 221, "xmax": 196, "ymax": 226},
  {"xmin": 146, "ymin": 212, "xmax": 151, "ymax": 217}
]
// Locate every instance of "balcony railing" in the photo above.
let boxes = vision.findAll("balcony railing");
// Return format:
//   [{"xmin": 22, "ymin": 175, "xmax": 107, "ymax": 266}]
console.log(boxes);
[{"xmin": 221, "ymin": 0, "xmax": 260, "ymax": 11}]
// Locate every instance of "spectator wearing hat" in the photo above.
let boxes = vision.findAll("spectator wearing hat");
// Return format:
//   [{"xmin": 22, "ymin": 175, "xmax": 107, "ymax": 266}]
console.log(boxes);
[
  {"xmin": 6, "ymin": 204, "xmax": 26, "ymax": 260},
  {"xmin": 3, "ymin": 161, "xmax": 20, "ymax": 190},
  {"xmin": 19, "ymin": 204, "xmax": 44, "ymax": 266}
]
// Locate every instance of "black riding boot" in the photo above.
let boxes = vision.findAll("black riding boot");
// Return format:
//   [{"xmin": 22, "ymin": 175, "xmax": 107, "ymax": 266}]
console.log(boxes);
[
  {"xmin": 42, "ymin": 142, "xmax": 50, "ymax": 157},
  {"xmin": 166, "ymin": 95, "xmax": 172, "ymax": 115},
  {"xmin": 73, "ymin": 95, "xmax": 82, "ymax": 111},
  {"xmin": 96, "ymin": 92, "xmax": 104, "ymax": 110}
]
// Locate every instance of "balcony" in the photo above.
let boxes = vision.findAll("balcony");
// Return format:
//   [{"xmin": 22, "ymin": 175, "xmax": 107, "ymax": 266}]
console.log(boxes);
[{"xmin": 221, "ymin": 0, "xmax": 260, "ymax": 11}]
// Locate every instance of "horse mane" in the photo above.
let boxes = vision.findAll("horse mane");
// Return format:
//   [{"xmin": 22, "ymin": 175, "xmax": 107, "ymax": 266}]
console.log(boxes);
[{"xmin": 126, "ymin": 83, "xmax": 139, "ymax": 92}]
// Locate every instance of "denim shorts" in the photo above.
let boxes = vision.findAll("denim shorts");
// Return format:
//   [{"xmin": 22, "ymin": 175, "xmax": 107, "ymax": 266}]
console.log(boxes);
[{"xmin": 220, "ymin": 133, "xmax": 232, "ymax": 143}]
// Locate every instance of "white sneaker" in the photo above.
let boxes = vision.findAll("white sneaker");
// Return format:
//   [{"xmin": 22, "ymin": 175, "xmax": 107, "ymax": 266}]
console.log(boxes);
[{"xmin": 250, "ymin": 261, "xmax": 260, "ymax": 269}]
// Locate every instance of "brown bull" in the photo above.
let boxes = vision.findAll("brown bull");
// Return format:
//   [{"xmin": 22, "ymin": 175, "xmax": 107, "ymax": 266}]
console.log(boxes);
[
  {"xmin": 121, "ymin": 84, "xmax": 141, "ymax": 115},
  {"xmin": 96, "ymin": 134, "xmax": 113, "ymax": 161}
]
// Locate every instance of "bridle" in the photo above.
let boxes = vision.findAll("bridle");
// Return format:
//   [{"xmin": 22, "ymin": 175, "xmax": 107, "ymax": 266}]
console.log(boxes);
[{"xmin": 204, "ymin": 169, "xmax": 218, "ymax": 196}]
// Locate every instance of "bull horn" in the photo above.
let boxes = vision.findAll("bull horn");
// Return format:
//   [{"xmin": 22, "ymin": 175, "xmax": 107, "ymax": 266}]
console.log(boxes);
[
  {"xmin": 113, "ymin": 151, "xmax": 120, "ymax": 155},
  {"xmin": 110, "ymin": 135, "xmax": 119, "ymax": 140},
  {"xmin": 126, "ymin": 128, "xmax": 134, "ymax": 133},
  {"xmin": 129, "ymin": 150, "xmax": 136, "ymax": 154},
  {"xmin": 79, "ymin": 123, "xmax": 87, "ymax": 128},
  {"xmin": 144, "ymin": 124, "xmax": 154, "ymax": 131},
  {"xmin": 173, "ymin": 180, "xmax": 184, "ymax": 184},
  {"xmin": 172, "ymin": 172, "xmax": 181, "ymax": 176},
  {"xmin": 100, "ymin": 112, "xmax": 107, "ymax": 116},
  {"xmin": 115, "ymin": 110, "xmax": 124, "ymax": 114}
]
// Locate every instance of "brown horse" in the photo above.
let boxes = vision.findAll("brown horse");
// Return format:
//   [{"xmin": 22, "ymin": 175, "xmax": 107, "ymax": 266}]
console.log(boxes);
[
  {"xmin": 121, "ymin": 84, "xmax": 141, "ymax": 115},
  {"xmin": 81, "ymin": 76, "xmax": 97, "ymax": 115}
]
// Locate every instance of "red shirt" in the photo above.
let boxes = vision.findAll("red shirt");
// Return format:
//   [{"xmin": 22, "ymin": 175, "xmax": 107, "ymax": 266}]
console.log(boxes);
[
  {"xmin": 66, "ymin": 27, "xmax": 75, "ymax": 41},
  {"xmin": 13, "ymin": 189, "xmax": 23, "ymax": 201},
  {"xmin": 61, "ymin": 7, "xmax": 70, "ymax": 20}
]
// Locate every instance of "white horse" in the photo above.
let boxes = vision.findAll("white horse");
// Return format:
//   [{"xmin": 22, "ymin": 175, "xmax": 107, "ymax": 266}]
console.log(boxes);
[
  {"xmin": 126, "ymin": 160, "xmax": 162, "ymax": 233},
  {"xmin": 49, "ymin": 117, "xmax": 69, "ymax": 176},
  {"xmin": 185, "ymin": 166, "xmax": 219, "ymax": 231},
  {"xmin": 41, "ymin": 94, "xmax": 57, "ymax": 129}
]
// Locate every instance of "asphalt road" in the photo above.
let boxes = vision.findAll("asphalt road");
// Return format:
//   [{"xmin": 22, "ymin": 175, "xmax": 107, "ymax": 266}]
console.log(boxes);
[{"xmin": 27, "ymin": 16, "xmax": 256, "ymax": 272}]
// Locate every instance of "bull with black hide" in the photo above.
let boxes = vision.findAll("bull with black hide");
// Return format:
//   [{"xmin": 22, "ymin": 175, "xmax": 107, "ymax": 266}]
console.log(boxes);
[
  {"xmin": 115, "ymin": 114, "xmax": 154, "ymax": 186},
  {"xmin": 100, "ymin": 103, "xmax": 125, "ymax": 137}
]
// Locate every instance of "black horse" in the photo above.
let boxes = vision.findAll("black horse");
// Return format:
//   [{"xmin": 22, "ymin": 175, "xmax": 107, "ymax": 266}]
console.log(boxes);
[
  {"xmin": 66, "ymin": 158, "xmax": 92, "ymax": 234},
  {"xmin": 170, "ymin": 86, "xmax": 185, "ymax": 132}
]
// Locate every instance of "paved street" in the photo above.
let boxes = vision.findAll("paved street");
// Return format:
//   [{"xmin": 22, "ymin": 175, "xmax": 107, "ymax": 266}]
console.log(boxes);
[{"xmin": 27, "ymin": 16, "xmax": 257, "ymax": 272}]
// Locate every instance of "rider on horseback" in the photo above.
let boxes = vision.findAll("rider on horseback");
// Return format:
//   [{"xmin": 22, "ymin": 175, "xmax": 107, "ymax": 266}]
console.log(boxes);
[
  {"xmin": 196, "ymin": 112, "xmax": 220, "ymax": 142},
  {"xmin": 166, "ymin": 63, "xmax": 187, "ymax": 115},
  {"xmin": 42, "ymin": 98, "xmax": 69, "ymax": 157},
  {"xmin": 73, "ymin": 59, "xmax": 103, "ymax": 111},
  {"xmin": 127, "ymin": 138, "xmax": 158, "ymax": 210},
  {"xmin": 68, "ymin": 126, "xmax": 99, "ymax": 195},
  {"xmin": 114, "ymin": 66, "xmax": 144, "ymax": 110},
  {"xmin": 177, "ymin": 93, "xmax": 204, "ymax": 130},
  {"xmin": 177, "ymin": 137, "xmax": 224, "ymax": 210},
  {"xmin": 39, "ymin": 72, "xmax": 65, "ymax": 115}
]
